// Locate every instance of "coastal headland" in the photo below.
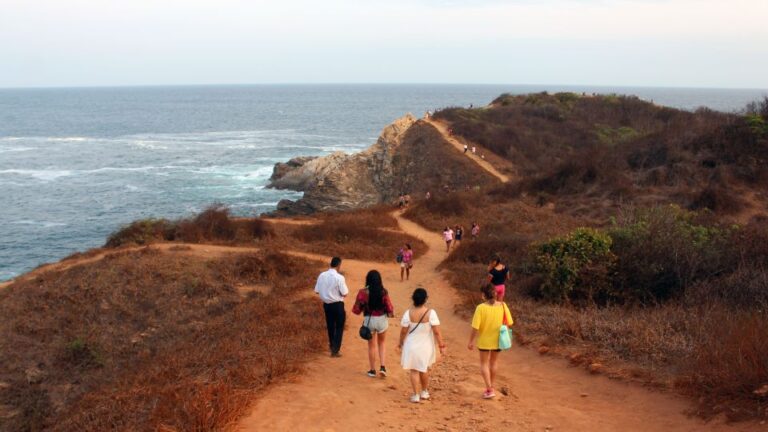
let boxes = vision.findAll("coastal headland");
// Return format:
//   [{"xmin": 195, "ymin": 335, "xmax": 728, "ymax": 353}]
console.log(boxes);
[{"xmin": 1, "ymin": 93, "xmax": 766, "ymax": 431}]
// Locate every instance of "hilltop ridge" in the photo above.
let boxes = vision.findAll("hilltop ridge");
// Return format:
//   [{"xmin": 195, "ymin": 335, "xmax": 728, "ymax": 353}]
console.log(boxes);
[{"xmin": 267, "ymin": 114, "xmax": 498, "ymax": 215}]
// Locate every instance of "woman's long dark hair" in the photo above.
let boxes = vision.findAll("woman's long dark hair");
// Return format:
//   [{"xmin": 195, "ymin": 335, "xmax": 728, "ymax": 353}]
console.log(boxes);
[{"xmin": 366, "ymin": 270, "xmax": 385, "ymax": 312}]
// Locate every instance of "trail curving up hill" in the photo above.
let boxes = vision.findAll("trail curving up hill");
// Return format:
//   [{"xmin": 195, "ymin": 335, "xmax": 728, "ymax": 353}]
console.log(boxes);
[
  {"xmin": 237, "ymin": 212, "xmax": 758, "ymax": 432},
  {"xmin": 424, "ymin": 118, "xmax": 512, "ymax": 184}
]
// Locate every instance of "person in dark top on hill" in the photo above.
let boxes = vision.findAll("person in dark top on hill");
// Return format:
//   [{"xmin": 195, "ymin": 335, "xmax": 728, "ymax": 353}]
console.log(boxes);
[
  {"xmin": 454, "ymin": 225, "xmax": 464, "ymax": 247},
  {"xmin": 352, "ymin": 270, "xmax": 395, "ymax": 377},
  {"xmin": 487, "ymin": 255, "xmax": 510, "ymax": 300}
]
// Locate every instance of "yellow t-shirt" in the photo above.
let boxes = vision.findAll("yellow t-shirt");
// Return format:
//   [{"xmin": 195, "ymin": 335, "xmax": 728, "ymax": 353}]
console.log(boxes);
[{"xmin": 471, "ymin": 302, "xmax": 513, "ymax": 350}]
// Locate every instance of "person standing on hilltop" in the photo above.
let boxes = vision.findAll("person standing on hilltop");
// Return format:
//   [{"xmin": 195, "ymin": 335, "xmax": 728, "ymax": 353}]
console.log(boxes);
[
  {"xmin": 399, "ymin": 243, "xmax": 414, "ymax": 281},
  {"xmin": 471, "ymin": 222, "xmax": 480, "ymax": 240},
  {"xmin": 464, "ymin": 144, "xmax": 468, "ymax": 153},
  {"xmin": 487, "ymin": 255, "xmax": 510, "ymax": 301},
  {"xmin": 315, "ymin": 257, "xmax": 349, "ymax": 357},
  {"xmin": 467, "ymin": 283, "xmax": 513, "ymax": 399},
  {"xmin": 352, "ymin": 270, "xmax": 395, "ymax": 378},
  {"xmin": 442, "ymin": 226, "xmax": 454, "ymax": 252},
  {"xmin": 425, "ymin": 191, "xmax": 431, "ymax": 200}
]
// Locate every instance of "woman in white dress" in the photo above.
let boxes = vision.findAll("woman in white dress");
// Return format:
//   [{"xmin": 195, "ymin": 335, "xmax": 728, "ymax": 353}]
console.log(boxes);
[{"xmin": 398, "ymin": 288, "xmax": 447, "ymax": 403}]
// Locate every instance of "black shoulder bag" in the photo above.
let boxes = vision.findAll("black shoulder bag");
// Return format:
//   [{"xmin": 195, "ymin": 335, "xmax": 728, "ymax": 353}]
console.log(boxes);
[{"xmin": 359, "ymin": 294, "xmax": 373, "ymax": 340}]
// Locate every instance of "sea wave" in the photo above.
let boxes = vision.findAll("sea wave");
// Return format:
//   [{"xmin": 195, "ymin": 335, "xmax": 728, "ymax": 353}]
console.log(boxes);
[
  {"xmin": 0, "ymin": 169, "xmax": 74, "ymax": 181},
  {"xmin": 0, "ymin": 136, "xmax": 88, "ymax": 142},
  {"xmin": 0, "ymin": 146, "xmax": 34, "ymax": 154},
  {"xmin": 10, "ymin": 220, "xmax": 68, "ymax": 228}
]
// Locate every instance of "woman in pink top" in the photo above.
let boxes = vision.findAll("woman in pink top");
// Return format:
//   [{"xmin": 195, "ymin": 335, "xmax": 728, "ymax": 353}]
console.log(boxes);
[
  {"xmin": 400, "ymin": 243, "xmax": 414, "ymax": 281},
  {"xmin": 442, "ymin": 226, "xmax": 454, "ymax": 252}
]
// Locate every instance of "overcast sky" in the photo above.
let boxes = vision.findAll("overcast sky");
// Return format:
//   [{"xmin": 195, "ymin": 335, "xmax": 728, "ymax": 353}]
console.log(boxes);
[{"xmin": 1, "ymin": 0, "xmax": 766, "ymax": 88}]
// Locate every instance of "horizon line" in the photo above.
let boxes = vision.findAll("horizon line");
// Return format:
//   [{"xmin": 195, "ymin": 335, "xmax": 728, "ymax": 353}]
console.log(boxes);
[{"xmin": 2, "ymin": 82, "xmax": 767, "ymax": 92}]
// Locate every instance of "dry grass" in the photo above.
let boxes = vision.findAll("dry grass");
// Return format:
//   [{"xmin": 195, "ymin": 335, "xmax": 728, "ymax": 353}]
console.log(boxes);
[
  {"xmin": 284, "ymin": 209, "xmax": 427, "ymax": 262},
  {"xmin": 0, "ymin": 249, "xmax": 324, "ymax": 431},
  {"xmin": 434, "ymin": 93, "xmax": 768, "ymax": 219},
  {"xmin": 420, "ymin": 191, "xmax": 767, "ymax": 421},
  {"xmin": 105, "ymin": 205, "xmax": 275, "ymax": 248}
]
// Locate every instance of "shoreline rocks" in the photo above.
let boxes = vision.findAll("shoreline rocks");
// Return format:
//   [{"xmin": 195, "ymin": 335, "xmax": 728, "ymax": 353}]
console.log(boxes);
[{"xmin": 265, "ymin": 114, "xmax": 496, "ymax": 216}]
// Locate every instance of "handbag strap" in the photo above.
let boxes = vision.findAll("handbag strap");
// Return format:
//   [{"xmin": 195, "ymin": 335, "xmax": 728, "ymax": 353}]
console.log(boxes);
[
  {"xmin": 502, "ymin": 303, "xmax": 510, "ymax": 326},
  {"xmin": 408, "ymin": 309, "xmax": 431, "ymax": 335}
]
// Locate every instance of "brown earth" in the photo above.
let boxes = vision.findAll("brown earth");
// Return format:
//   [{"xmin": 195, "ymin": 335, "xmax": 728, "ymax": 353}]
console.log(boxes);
[{"xmin": 236, "ymin": 212, "xmax": 762, "ymax": 432}]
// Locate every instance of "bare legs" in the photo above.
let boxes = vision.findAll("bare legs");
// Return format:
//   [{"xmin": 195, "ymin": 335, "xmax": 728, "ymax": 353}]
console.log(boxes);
[
  {"xmin": 409, "ymin": 369, "xmax": 429, "ymax": 394},
  {"xmin": 478, "ymin": 350, "xmax": 500, "ymax": 391},
  {"xmin": 367, "ymin": 331, "xmax": 387, "ymax": 371}
]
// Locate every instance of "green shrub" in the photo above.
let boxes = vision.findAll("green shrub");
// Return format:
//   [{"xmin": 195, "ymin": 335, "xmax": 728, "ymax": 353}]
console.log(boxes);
[
  {"xmin": 528, "ymin": 228, "xmax": 616, "ymax": 304},
  {"xmin": 745, "ymin": 114, "xmax": 767, "ymax": 137},
  {"xmin": 609, "ymin": 206, "xmax": 732, "ymax": 303}
]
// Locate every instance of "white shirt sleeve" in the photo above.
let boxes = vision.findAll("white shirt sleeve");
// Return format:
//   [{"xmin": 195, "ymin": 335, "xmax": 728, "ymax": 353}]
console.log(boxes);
[
  {"xmin": 429, "ymin": 309, "xmax": 440, "ymax": 326},
  {"xmin": 338, "ymin": 274, "xmax": 349, "ymax": 297},
  {"xmin": 314, "ymin": 272, "xmax": 322, "ymax": 294},
  {"xmin": 400, "ymin": 310, "xmax": 411, "ymax": 327}
]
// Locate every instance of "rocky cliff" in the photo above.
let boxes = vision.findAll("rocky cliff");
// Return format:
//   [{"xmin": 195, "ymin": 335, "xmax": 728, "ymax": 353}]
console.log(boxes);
[{"xmin": 267, "ymin": 114, "xmax": 497, "ymax": 215}]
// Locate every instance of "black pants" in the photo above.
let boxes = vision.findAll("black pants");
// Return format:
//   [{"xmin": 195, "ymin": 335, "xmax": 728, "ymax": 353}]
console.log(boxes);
[{"xmin": 323, "ymin": 302, "xmax": 346, "ymax": 354}]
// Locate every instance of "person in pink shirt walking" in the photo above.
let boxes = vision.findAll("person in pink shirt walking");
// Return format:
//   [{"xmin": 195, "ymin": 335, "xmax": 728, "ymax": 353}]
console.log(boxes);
[
  {"xmin": 442, "ymin": 226, "xmax": 454, "ymax": 252},
  {"xmin": 399, "ymin": 243, "xmax": 414, "ymax": 281}
]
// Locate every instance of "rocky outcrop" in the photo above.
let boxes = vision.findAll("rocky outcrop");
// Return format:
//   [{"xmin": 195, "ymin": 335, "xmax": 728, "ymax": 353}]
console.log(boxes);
[
  {"xmin": 269, "ymin": 156, "xmax": 318, "ymax": 190},
  {"xmin": 266, "ymin": 114, "xmax": 496, "ymax": 215}
]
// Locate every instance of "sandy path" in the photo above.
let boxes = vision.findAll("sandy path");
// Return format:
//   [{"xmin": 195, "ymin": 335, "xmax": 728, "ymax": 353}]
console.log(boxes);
[
  {"xmin": 1, "ymin": 215, "xmax": 761, "ymax": 430},
  {"xmin": 237, "ymin": 213, "xmax": 760, "ymax": 432},
  {"xmin": 425, "ymin": 118, "xmax": 512, "ymax": 184}
]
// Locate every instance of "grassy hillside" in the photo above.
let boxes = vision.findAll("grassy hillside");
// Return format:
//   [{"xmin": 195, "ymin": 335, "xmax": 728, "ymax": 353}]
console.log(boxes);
[
  {"xmin": 435, "ymin": 93, "xmax": 768, "ymax": 220},
  {"xmin": 412, "ymin": 94, "xmax": 768, "ymax": 420}
]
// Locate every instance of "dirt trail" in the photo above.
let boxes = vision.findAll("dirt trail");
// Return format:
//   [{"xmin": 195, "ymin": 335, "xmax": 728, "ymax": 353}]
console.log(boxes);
[
  {"xmin": 424, "ymin": 118, "xmax": 512, "ymax": 184},
  {"xmin": 2, "ymin": 216, "xmax": 761, "ymax": 430},
  {"xmin": 237, "ymin": 213, "xmax": 759, "ymax": 432}
]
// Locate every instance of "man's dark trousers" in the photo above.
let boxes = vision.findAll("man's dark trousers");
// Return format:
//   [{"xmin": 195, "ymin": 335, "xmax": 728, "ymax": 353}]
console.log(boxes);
[{"xmin": 323, "ymin": 301, "xmax": 346, "ymax": 354}]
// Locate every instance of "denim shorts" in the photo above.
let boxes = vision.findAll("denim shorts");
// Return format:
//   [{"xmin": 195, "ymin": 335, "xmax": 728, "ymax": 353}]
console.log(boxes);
[{"xmin": 364, "ymin": 315, "xmax": 389, "ymax": 333}]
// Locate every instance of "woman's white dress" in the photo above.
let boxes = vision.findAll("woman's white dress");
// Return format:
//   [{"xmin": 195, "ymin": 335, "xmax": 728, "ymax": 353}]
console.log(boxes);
[{"xmin": 400, "ymin": 309, "xmax": 441, "ymax": 372}]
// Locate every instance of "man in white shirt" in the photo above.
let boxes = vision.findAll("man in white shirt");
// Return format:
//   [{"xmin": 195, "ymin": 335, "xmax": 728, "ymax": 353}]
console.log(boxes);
[{"xmin": 314, "ymin": 256, "xmax": 349, "ymax": 357}]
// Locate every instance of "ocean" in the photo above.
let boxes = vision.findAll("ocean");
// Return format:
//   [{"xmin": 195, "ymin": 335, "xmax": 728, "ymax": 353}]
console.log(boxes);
[{"xmin": 1, "ymin": 84, "xmax": 766, "ymax": 281}]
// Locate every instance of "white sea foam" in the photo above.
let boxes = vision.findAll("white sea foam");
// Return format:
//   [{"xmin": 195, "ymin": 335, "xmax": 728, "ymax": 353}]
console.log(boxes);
[
  {"xmin": 10, "ymin": 220, "xmax": 67, "ymax": 228},
  {"xmin": 0, "ymin": 169, "xmax": 74, "ymax": 181},
  {"xmin": 0, "ymin": 146, "xmax": 34, "ymax": 154},
  {"xmin": 132, "ymin": 140, "xmax": 169, "ymax": 150}
]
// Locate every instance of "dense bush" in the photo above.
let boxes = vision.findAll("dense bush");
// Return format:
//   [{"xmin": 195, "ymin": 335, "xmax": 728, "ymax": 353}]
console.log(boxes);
[
  {"xmin": 105, "ymin": 218, "xmax": 176, "ymax": 247},
  {"xmin": 609, "ymin": 206, "xmax": 733, "ymax": 303},
  {"xmin": 527, "ymin": 228, "xmax": 616, "ymax": 304},
  {"xmin": 105, "ymin": 205, "xmax": 274, "ymax": 247},
  {"xmin": 523, "ymin": 206, "xmax": 747, "ymax": 305}
]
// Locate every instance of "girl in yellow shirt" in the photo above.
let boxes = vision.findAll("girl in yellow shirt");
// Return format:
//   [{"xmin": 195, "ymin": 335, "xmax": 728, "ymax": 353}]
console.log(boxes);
[{"xmin": 467, "ymin": 283, "xmax": 513, "ymax": 399}]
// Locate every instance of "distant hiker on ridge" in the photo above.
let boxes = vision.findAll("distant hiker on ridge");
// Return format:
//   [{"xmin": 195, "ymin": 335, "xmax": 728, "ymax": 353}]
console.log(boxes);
[
  {"xmin": 442, "ymin": 226, "xmax": 454, "ymax": 252},
  {"xmin": 471, "ymin": 222, "xmax": 480, "ymax": 240},
  {"xmin": 399, "ymin": 243, "xmax": 414, "ymax": 281},
  {"xmin": 315, "ymin": 256, "xmax": 349, "ymax": 357}
]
